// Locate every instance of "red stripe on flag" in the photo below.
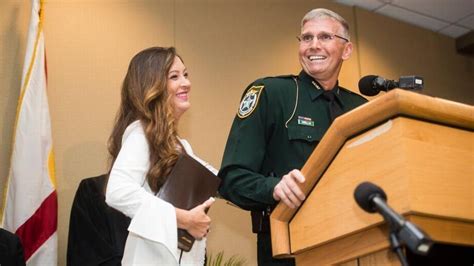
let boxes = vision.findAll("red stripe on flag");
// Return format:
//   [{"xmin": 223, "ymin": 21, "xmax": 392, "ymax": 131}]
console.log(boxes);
[{"xmin": 15, "ymin": 190, "xmax": 57, "ymax": 260}]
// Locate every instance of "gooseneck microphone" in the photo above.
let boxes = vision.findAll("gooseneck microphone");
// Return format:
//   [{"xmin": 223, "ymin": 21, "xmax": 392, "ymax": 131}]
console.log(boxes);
[
  {"xmin": 358, "ymin": 75, "xmax": 424, "ymax": 96},
  {"xmin": 354, "ymin": 182, "xmax": 433, "ymax": 258}
]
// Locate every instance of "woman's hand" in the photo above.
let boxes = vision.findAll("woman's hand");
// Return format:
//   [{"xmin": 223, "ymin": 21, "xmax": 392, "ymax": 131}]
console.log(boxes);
[{"xmin": 176, "ymin": 197, "xmax": 215, "ymax": 239}]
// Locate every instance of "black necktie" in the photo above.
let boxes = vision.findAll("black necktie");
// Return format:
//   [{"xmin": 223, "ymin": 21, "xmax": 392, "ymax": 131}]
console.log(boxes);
[{"xmin": 322, "ymin": 90, "xmax": 343, "ymax": 122}]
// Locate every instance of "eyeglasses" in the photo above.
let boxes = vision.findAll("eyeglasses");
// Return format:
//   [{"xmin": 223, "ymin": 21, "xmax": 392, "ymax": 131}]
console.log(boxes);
[{"xmin": 297, "ymin": 32, "xmax": 349, "ymax": 44}]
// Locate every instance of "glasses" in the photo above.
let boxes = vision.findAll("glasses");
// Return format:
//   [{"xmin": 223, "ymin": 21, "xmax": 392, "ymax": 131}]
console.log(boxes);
[{"xmin": 297, "ymin": 32, "xmax": 349, "ymax": 44}]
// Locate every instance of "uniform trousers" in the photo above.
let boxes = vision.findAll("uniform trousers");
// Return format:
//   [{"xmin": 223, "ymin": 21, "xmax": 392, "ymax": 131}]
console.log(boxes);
[{"xmin": 257, "ymin": 232, "xmax": 294, "ymax": 266}]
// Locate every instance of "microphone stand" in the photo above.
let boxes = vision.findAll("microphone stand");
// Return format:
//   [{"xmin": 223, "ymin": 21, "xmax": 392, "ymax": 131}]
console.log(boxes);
[
  {"xmin": 375, "ymin": 197, "xmax": 410, "ymax": 265},
  {"xmin": 389, "ymin": 231, "xmax": 409, "ymax": 266},
  {"xmin": 354, "ymin": 182, "xmax": 432, "ymax": 265}
]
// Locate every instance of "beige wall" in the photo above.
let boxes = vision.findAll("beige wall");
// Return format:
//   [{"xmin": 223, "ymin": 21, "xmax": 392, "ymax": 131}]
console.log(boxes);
[{"xmin": 1, "ymin": 0, "xmax": 472, "ymax": 265}]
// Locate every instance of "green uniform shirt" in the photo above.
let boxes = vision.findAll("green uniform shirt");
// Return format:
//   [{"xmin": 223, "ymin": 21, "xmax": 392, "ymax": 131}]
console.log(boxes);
[{"xmin": 218, "ymin": 71, "xmax": 367, "ymax": 211}]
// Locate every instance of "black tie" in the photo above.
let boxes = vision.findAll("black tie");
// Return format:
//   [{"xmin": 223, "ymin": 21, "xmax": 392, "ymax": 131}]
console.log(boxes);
[{"xmin": 322, "ymin": 90, "xmax": 343, "ymax": 122}]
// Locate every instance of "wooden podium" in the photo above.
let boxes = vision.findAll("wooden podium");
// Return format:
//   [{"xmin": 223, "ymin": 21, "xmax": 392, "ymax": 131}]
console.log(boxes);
[{"xmin": 270, "ymin": 89, "xmax": 474, "ymax": 265}]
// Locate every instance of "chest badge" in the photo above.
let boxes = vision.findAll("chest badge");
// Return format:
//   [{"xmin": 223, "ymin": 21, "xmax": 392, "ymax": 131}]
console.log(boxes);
[
  {"xmin": 238, "ymin": 85, "xmax": 264, "ymax": 119},
  {"xmin": 297, "ymin": 116, "xmax": 314, "ymax": 127}
]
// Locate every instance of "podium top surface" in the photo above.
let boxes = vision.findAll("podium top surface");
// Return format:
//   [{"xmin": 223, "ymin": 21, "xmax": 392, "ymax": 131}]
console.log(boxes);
[{"xmin": 271, "ymin": 89, "xmax": 474, "ymax": 222}]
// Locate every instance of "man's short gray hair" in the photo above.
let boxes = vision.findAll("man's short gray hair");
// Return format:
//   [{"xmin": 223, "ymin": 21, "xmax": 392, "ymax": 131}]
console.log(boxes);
[{"xmin": 301, "ymin": 8, "xmax": 350, "ymax": 40}]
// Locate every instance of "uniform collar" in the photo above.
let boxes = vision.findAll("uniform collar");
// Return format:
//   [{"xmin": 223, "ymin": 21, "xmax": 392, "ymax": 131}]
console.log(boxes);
[{"xmin": 298, "ymin": 70, "xmax": 341, "ymax": 103}]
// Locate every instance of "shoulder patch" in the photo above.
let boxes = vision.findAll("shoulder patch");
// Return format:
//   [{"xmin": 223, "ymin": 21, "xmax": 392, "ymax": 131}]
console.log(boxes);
[{"xmin": 237, "ymin": 85, "xmax": 264, "ymax": 119}]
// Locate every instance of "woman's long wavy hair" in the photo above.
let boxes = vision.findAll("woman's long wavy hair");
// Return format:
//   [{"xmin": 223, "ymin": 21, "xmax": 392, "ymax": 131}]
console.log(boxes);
[{"xmin": 107, "ymin": 47, "xmax": 182, "ymax": 193}]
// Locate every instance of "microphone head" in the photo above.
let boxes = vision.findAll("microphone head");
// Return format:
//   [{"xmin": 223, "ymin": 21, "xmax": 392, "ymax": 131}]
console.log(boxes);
[
  {"xmin": 358, "ymin": 75, "xmax": 380, "ymax": 96},
  {"xmin": 354, "ymin": 181, "xmax": 387, "ymax": 213}
]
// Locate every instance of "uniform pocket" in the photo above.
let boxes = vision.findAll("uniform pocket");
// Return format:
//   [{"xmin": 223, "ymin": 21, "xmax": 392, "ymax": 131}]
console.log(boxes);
[{"xmin": 287, "ymin": 125, "xmax": 324, "ymax": 143}]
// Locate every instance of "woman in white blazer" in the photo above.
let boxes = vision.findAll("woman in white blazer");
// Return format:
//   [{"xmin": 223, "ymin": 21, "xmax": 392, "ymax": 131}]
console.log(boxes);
[{"xmin": 105, "ymin": 47, "xmax": 216, "ymax": 265}]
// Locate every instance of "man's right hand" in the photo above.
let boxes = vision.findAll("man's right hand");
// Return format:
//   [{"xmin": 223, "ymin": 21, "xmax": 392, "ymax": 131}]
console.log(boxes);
[{"xmin": 272, "ymin": 169, "xmax": 306, "ymax": 209}]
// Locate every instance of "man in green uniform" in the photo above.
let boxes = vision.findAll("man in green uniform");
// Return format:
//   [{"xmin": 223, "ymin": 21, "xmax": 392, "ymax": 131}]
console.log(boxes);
[{"xmin": 218, "ymin": 8, "xmax": 367, "ymax": 265}]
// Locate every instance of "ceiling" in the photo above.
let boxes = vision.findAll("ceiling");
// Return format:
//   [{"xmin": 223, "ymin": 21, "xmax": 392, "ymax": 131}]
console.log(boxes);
[{"xmin": 334, "ymin": 0, "xmax": 474, "ymax": 38}]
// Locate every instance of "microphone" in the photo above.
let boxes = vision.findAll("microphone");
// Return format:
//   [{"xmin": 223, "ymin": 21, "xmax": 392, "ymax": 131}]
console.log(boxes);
[
  {"xmin": 358, "ymin": 75, "xmax": 424, "ymax": 96},
  {"xmin": 354, "ymin": 181, "xmax": 433, "ymax": 255}
]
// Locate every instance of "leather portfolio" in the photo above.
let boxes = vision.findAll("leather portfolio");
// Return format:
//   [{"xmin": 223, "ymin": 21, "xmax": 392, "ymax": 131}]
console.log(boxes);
[{"xmin": 157, "ymin": 153, "xmax": 220, "ymax": 251}]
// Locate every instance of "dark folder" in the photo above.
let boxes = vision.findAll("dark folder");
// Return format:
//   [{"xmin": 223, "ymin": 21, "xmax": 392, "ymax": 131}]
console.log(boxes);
[{"xmin": 157, "ymin": 153, "xmax": 220, "ymax": 252}]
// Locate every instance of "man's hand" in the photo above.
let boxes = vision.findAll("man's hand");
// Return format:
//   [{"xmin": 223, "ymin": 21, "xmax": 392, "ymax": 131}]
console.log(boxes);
[{"xmin": 273, "ymin": 169, "xmax": 306, "ymax": 209}]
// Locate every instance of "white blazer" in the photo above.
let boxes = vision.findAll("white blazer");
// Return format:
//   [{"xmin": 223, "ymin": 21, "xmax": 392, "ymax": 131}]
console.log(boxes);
[{"xmin": 106, "ymin": 121, "xmax": 218, "ymax": 265}]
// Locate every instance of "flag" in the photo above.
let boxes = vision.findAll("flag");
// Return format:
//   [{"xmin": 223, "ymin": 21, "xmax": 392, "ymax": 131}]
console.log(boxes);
[{"xmin": 1, "ymin": 0, "xmax": 58, "ymax": 264}]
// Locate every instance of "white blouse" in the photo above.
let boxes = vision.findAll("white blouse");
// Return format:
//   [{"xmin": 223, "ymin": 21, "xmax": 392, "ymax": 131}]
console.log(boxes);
[{"xmin": 106, "ymin": 120, "xmax": 217, "ymax": 265}]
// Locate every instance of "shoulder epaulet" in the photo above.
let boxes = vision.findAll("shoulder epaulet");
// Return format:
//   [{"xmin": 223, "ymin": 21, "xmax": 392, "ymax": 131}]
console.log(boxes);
[
  {"xmin": 263, "ymin": 74, "xmax": 296, "ymax": 80},
  {"xmin": 260, "ymin": 74, "xmax": 297, "ymax": 89},
  {"xmin": 237, "ymin": 75, "xmax": 297, "ymax": 119}
]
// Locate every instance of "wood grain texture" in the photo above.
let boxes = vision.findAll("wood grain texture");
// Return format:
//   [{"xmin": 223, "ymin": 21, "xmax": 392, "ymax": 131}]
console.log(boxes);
[
  {"xmin": 270, "ymin": 89, "xmax": 474, "ymax": 257},
  {"xmin": 292, "ymin": 214, "xmax": 474, "ymax": 265}
]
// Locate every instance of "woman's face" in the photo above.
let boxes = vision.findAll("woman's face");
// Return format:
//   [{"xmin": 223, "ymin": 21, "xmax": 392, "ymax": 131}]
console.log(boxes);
[{"xmin": 167, "ymin": 56, "xmax": 191, "ymax": 119}]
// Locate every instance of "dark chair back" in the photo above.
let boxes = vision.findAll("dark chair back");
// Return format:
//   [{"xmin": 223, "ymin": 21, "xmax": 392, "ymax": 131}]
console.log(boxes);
[{"xmin": 67, "ymin": 174, "xmax": 130, "ymax": 266}]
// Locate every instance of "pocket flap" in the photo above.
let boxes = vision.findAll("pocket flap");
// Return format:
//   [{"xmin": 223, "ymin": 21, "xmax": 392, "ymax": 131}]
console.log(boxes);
[{"xmin": 287, "ymin": 125, "xmax": 324, "ymax": 143}]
